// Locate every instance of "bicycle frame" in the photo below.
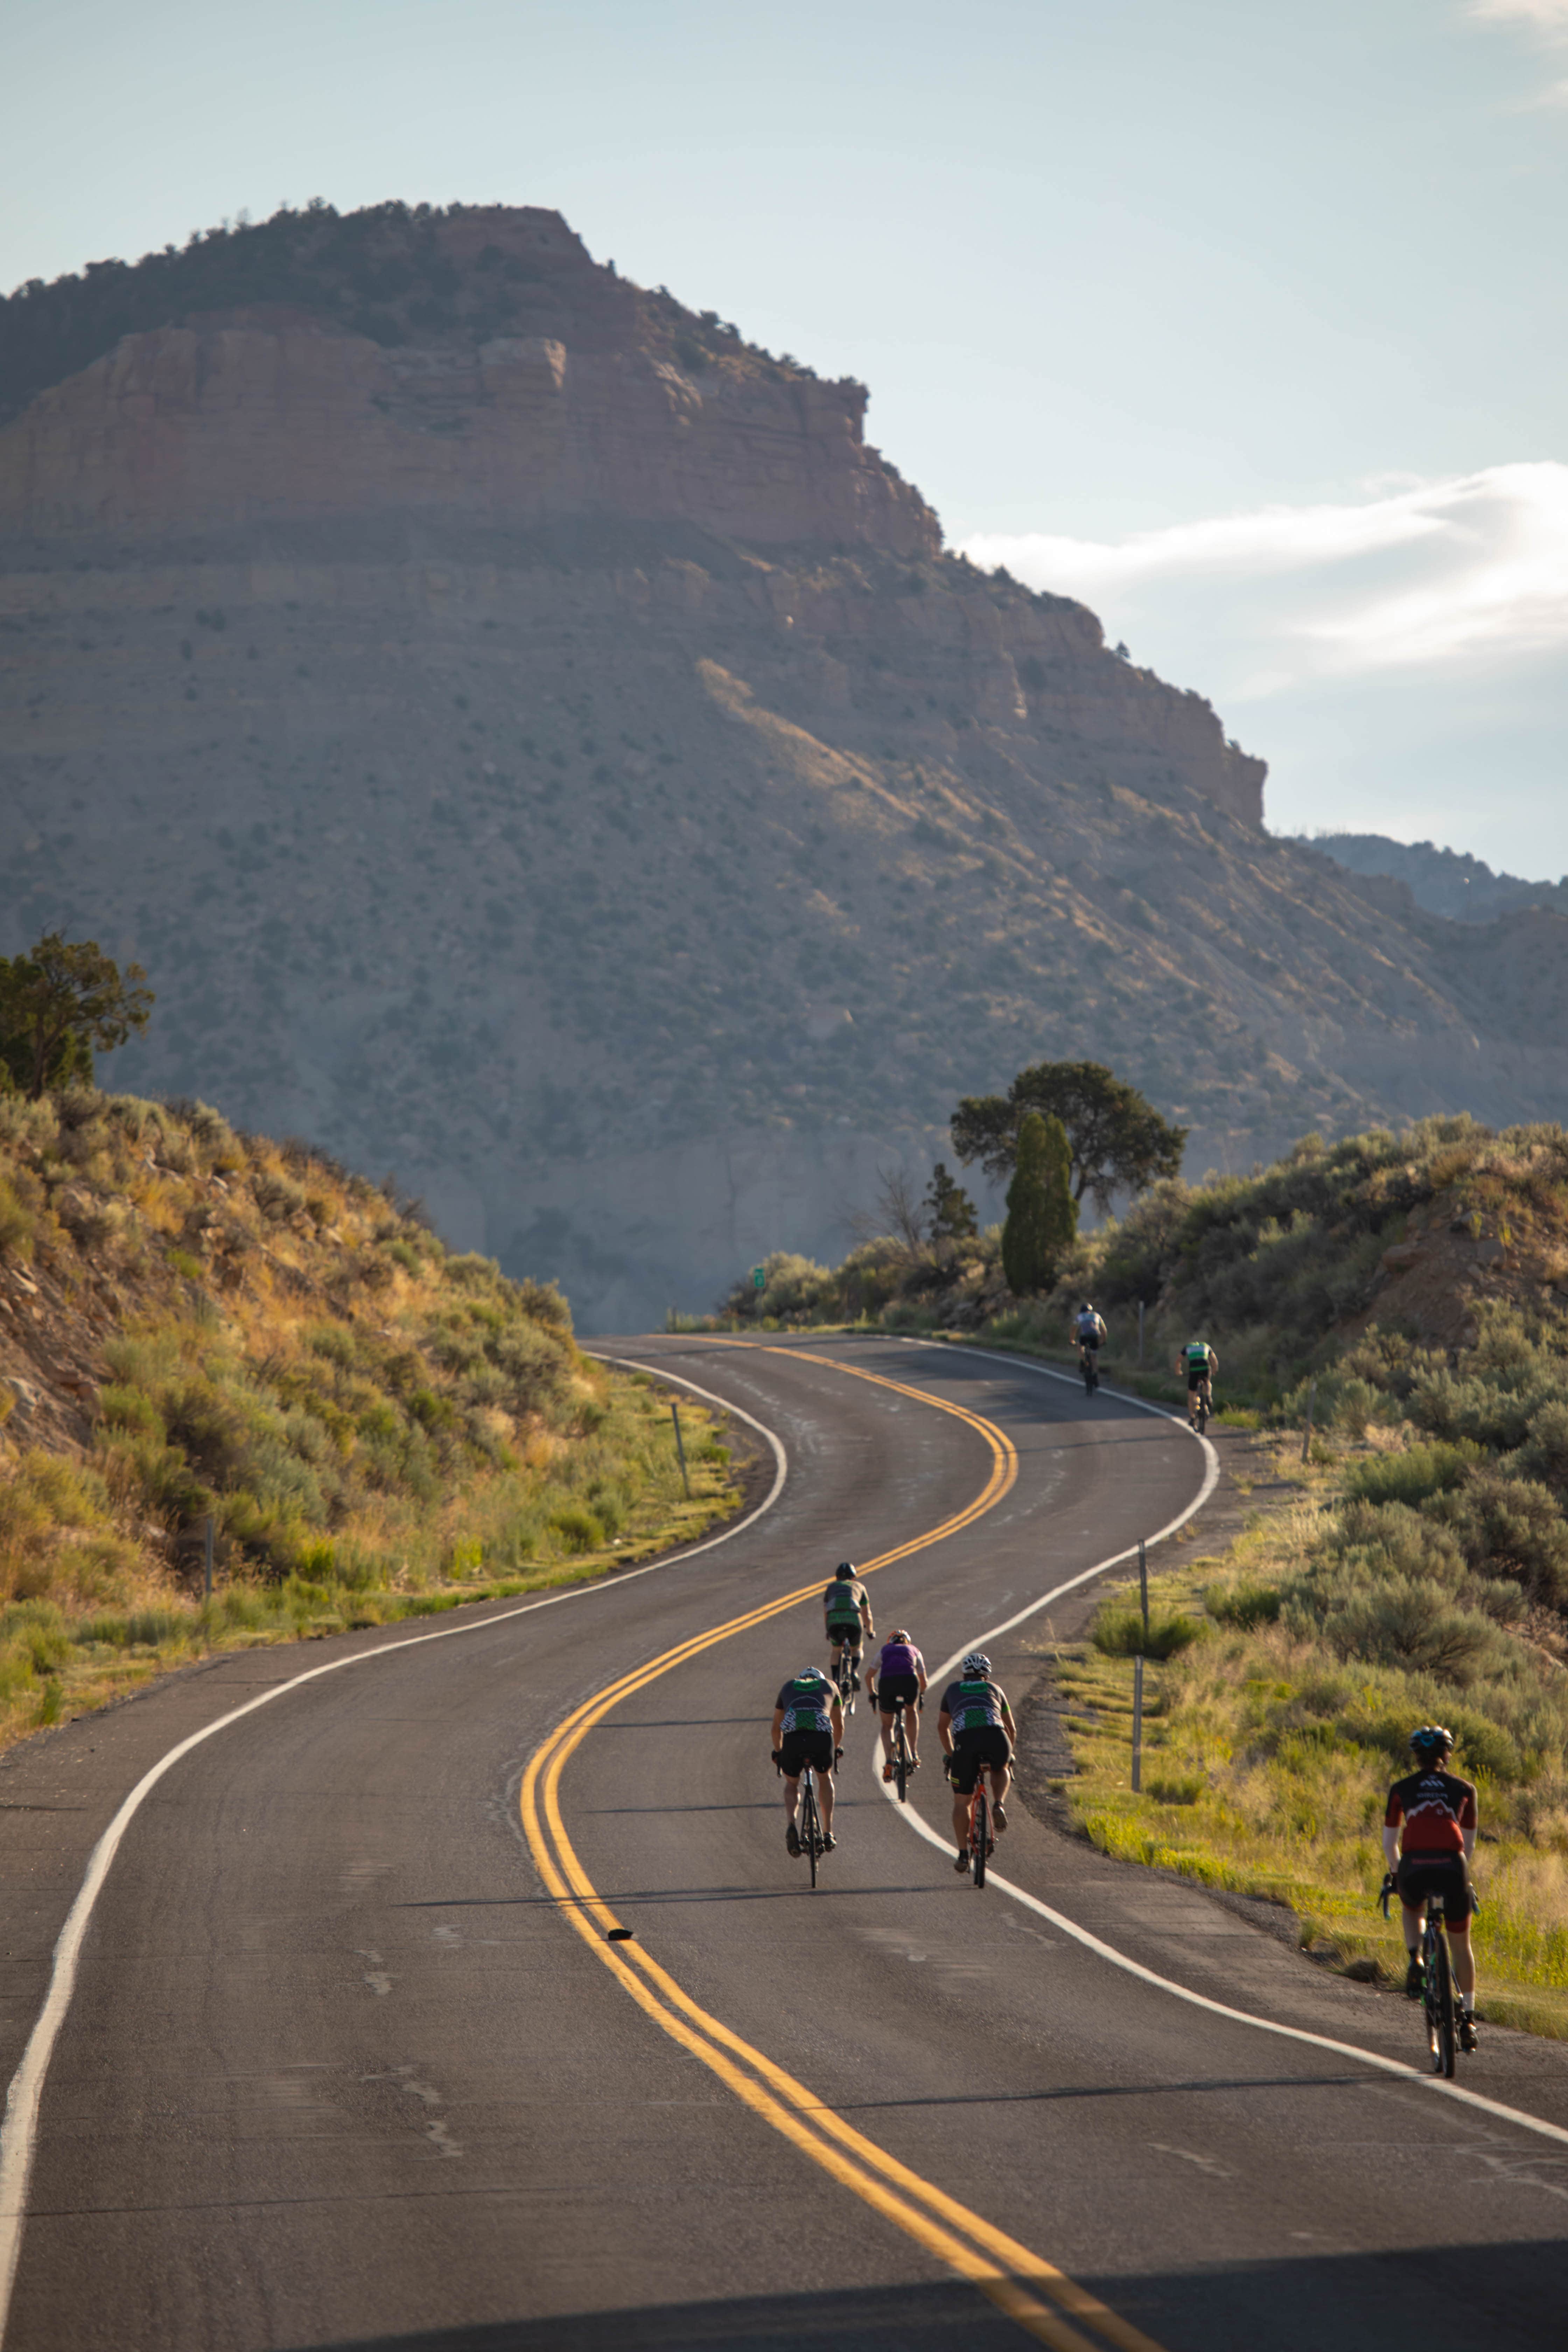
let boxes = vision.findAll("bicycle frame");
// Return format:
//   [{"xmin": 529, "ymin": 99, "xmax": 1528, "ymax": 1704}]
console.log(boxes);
[{"xmin": 1379, "ymin": 1875, "xmax": 1460, "ymax": 2076}]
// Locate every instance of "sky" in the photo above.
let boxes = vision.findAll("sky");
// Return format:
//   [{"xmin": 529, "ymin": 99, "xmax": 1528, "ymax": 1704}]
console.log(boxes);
[{"xmin": 5, "ymin": 0, "xmax": 1565, "ymax": 873}]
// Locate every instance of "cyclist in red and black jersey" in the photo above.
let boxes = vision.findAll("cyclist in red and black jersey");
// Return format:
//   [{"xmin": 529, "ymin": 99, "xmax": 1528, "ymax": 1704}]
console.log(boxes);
[{"xmin": 1383, "ymin": 1724, "xmax": 1479, "ymax": 2050}]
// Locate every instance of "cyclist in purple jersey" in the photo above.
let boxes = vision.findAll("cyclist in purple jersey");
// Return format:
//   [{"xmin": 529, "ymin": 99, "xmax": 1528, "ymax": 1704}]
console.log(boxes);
[{"xmin": 866, "ymin": 1629, "xmax": 927, "ymax": 1779}]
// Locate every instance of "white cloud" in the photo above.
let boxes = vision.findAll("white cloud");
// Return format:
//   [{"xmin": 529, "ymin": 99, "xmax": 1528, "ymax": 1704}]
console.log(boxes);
[
  {"xmin": 1469, "ymin": 0, "xmax": 1568, "ymax": 27},
  {"xmin": 961, "ymin": 462, "xmax": 1568, "ymax": 679}
]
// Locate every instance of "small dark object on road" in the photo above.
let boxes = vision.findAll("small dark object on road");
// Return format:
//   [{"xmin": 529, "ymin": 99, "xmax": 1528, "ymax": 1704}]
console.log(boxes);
[{"xmin": 607, "ymin": 1927, "xmax": 635, "ymax": 1941}]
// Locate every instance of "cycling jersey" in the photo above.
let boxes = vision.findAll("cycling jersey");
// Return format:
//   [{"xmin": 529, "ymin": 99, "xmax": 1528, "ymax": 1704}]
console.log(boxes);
[
  {"xmin": 877, "ymin": 1639, "xmax": 923, "ymax": 1681},
  {"xmin": 940, "ymin": 1676, "xmax": 1006, "ymax": 1735},
  {"xmin": 776, "ymin": 1676, "xmax": 834, "ymax": 1736},
  {"xmin": 1075, "ymin": 1314, "xmax": 1105, "ymax": 1344},
  {"xmin": 1385, "ymin": 1769, "xmax": 1477, "ymax": 1857},
  {"xmin": 824, "ymin": 1577, "xmax": 869, "ymax": 1627}
]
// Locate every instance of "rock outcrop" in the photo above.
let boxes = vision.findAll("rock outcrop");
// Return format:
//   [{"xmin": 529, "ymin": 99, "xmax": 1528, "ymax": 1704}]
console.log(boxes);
[
  {"xmin": 4, "ymin": 201, "xmax": 1558, "ymax": 1326},
  {"xmin": 0, "ymin": 208, "xmax": 937, "ymax": 559}
]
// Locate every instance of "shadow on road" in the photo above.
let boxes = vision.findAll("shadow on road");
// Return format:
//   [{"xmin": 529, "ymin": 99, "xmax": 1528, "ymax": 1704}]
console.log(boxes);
[{"xmin": 287, "ymin": 2240, "xmax": 1568, "ymax": 2352}]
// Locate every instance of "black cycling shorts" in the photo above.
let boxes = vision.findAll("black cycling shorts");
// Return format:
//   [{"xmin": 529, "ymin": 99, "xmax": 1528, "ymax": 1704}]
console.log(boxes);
[
  {"xmin": 948, "ymin": 1726, "xmax": 1011, "ymax": 1793},
  {"xmin": 877, "ymin": 1673, "xmax": 920, "ymax": 1716},
  {"xmin": 779, "ymin": 1729, "xmax": 833, "ymax": 1778},
  {"xmin": 1397, "ymin": 1852, "xmax": 1471, "ymax": 1929},
  {"xmin": 827, "ymin": 1624, "xmax": 862, "ymax": 1652},
  {"xmin": 1186, "ymin": 1367, "xmax": 1211, "ymax": 1391}
]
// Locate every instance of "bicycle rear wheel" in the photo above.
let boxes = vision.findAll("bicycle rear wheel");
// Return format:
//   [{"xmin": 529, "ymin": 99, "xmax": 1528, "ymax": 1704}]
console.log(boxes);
[
  {"xmin": 973, "ymin": 1788, "xmax": 988, "ymax": 1889},
  {"xmin": 1427, "ymin": 1923, "xmax": 1456, "ymax": 2077},
  {"xmin": 894, "ymin": 1710, "xmax": 909, "ymax": 1805},
  {"xmin": 1196, "ymin": 1395, "xmax": 1209, "ymax": 1434},
  {"xmin": 802, "ymin": 1775, "xmax": 819, "ymax": 1890}
]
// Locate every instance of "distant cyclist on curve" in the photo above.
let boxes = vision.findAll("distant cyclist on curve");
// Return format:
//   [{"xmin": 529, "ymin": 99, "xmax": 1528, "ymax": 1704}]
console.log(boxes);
[
  {"xmin": 1178, "ymin": 1338, "xmax": 1217, "ymax": 1425},
  {"xmin": 1382, "ymin": 1724, "xmax": 1480, "ymax": 2051},
  {"xmin": 1074, "ymin": 1301, "xmax": 1107, "ymax": 1356},
  {"xmin": 772, "ymin": 1665, "xmax": 843, "ymax": 1856},
  {"xmin": 866, "ymin": 1627, "xmax": 927, "ymax": 1780},
  {"xmin": 938, "ymin": 1652, "xmax": 1017, "ymax": 1874},
  {"xmin": 824, "ymin": 1561, "xmax": 874, "ymax": 1692}
]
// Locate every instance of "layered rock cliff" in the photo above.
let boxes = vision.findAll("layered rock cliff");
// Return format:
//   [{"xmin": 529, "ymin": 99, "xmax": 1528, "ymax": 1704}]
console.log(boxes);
[{"xmin": 1, "ymin": 201, "xmax": 1556, "ymax": 1326}]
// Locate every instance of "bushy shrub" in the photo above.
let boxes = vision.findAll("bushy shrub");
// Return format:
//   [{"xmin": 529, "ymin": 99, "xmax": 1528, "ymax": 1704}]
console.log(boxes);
[{"xmin": 1092, "ymin": 1605, "xmax": 1202, "ymax": 1659}]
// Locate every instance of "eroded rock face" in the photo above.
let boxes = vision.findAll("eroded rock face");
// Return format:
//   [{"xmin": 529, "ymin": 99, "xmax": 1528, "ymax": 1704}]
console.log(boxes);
[{"xmin": 0, "ymin": 209, "xmax": 938, "ymax": 559}]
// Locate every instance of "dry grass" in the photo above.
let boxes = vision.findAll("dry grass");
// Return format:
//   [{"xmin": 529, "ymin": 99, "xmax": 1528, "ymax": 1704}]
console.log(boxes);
[
  {"xmin": 0, "ymin": 1089, "xmax": 742, "ymax": 1753},
  {"xmin": 1051, "ymin": 1442, "xmax": 1568, "ymax": 2039}
]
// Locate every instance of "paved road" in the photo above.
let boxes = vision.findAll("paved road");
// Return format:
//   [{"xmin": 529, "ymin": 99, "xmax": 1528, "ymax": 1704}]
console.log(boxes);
[{"xmin": 2, "ymin": 1336, "xmax": 1566, "ymax": 2351}]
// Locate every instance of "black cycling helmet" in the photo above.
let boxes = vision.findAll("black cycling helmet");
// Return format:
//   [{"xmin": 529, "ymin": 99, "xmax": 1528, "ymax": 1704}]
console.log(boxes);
[
  {"xmin": 1080, "ymin": 1301, "xmax": 1094, "ymax": 1312},
  {"xmin": 1410, "ymin": 1724, "xmax": 1454, "ymax": 1761},
  {"xmin": 834, "ymin": 1561, "xmax": 855, "ymax": 1579}
]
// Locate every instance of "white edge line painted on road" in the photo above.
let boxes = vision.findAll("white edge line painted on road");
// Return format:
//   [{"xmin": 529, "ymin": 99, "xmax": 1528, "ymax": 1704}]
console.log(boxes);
[
  {"xmin": 0, "ymin": 1359, "xmax": 784, "ymax": 2346},
  {"xmin": 873, "ymin": 1343, "xmax": 1568, "ymax": 2152}
]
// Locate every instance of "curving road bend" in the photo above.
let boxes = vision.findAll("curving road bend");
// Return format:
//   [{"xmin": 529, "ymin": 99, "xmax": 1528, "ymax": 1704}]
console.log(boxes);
[{"xmin": 0, "ymin": 1336, "xmax": 1565, "ymax": 2351}]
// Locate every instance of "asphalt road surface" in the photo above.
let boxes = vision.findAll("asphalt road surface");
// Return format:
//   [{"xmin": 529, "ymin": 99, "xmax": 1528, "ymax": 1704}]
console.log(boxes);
[{"xmin": 1, "ymin": 1335, "xmax": 1566, "ymax": 2352}]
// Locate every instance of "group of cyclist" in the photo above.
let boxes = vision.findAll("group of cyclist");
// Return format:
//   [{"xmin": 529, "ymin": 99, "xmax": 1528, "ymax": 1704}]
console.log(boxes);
[
  {"xmin": 1072, "ymin": 1303, "xmax": 1217, "ymax": 1428},
  {"xmin": 771, "ymin": 1562, "xmax": 1016, "ymax": 1875},
  {"xmin": 771, "ymin": 1567, "xmax": 1484, "ymax": 2035}
]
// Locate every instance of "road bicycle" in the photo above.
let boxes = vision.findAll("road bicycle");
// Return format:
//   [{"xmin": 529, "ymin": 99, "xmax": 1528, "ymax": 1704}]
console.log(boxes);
[
  {"xmin": 1188, "ymin": 1385, "xmax": 1211, "ymax": 1435},
  {"xmin": 830, "ymin": 1643, "xmax": 858, "ymax": 1716},
  {"xmin": 798, "ymin": 1763, "xmax": 827, "ymax": 1888},
  {"xmin": 1078, "ymin": 1344, "xmax": 1099, "ymax": 1397},
  {"xmin": 948, "ymin": 1752, "xmax": 994, "ymax": 1888},
  {"xmin": 889, "ymin": 1697, "xmax": 915, "ymax": 1804},
  {"xmin": 778, "ymin": 1750, "xmax": 838, "ymax": 1888},
  {"xmin": 1381, "ymin": 1874, "xmax": 1460, "ymax": 2077}
]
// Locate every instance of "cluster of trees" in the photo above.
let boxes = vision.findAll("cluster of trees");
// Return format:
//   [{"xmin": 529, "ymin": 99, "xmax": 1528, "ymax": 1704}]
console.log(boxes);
[
  {"xmin": 0, "ymin": 933, "xmax": 153, "ymax": 1097},
  {"xmin": 953, "ymin": 1060, "xmax": 1187, "ymax": 1299}
]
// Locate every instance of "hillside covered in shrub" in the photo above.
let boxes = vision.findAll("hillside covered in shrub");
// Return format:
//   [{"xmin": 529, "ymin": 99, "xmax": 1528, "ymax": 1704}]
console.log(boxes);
[{"xmin": 0, "ymin": 1088, "xmax": 735, "ymax": 1747}]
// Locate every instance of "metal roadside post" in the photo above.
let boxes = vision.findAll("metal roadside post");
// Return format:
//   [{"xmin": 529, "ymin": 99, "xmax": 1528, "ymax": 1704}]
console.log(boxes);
[
  {"xmin": 1301, "ymin": 1377, "xmax": 1317, "ymax": 1465},
  {"xmin": 671, "ymin": 1403, "xmax": 691, "ymax": 1498},
  {"xmin": 1138, "ymin": 1300, "xmax": 1145, "ymax": 1367},
  {"xmin": 1139, "ymin": 1538, "xmax": 1149, "ymax": 1646},
  {"xmin": 1131, "ymin": 1655, "xmax": 1144, "ymax": 1793},
  {"xmin": 203, "ymin": 1513, "xmax": 214, "ymax": 1601}
]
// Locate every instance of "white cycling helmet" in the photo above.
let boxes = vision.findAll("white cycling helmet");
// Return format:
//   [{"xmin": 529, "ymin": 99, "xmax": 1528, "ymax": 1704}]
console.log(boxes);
[{"xmin": 961, "ymin": 1651, "xmax": 992, "ymax": 1676}]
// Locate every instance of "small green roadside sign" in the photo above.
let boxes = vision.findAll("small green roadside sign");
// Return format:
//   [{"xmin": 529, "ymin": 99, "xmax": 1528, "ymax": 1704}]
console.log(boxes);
[{"xmin": 752, "ymin": 1265, "xmax": 766, "ymax": 1290}]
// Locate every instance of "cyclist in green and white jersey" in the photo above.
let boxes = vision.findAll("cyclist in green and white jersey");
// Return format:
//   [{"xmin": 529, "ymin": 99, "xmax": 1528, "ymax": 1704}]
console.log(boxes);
[
  {"xmin": 938, "ymin": 1652, "xmax": 1017, "ymax": 1874},
  {"xmin": 1177, "ymin": 1340, "xmax": 1217, "ymax": 1422},
  {"xmin": 772, "ymin": 1666, "xmax": 844, "ymax": 1855},
  {"xmin": 823, "ymin": 1561, "xmax": 874, "ymax": 1691}
]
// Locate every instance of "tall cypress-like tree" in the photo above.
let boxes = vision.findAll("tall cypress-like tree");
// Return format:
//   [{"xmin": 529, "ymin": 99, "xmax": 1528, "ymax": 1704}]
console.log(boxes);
[{"xmin": 1002, "ymin": 1112, "xmax": 1078, "ymax": 1295}]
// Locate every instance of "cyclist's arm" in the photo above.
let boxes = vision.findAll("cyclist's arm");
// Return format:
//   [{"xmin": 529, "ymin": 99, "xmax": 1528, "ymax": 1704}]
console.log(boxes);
[
  {"xmin": 1381, "ymin": 1823, "xmax": 1401, "ymax": 1872},
  {"xmin": 771, "ymin": 1707, "xmax": 786, "ymax": 1745},
  {"xmin": 1463, "ymin": 1825, "xmax": 1476, "ymax": 1862},
  {"xmin": 829, "ymin": 1700, "xmax": 844, "ymax": 1744},
  {"xmin": 859, "ymin": 1600, "xmax": 875, "ymax": 1640},
  {"xmin": 915, "ymin": 1665, "xmax": 928, "ymax": 1693},
  {"xmin": 1000, "ymin": 1700, "xmax": 1018, "ymax": 1742},
  {"xmin": 937, "ymin": 1708, "xmax": 954, "ymax": 1754}
]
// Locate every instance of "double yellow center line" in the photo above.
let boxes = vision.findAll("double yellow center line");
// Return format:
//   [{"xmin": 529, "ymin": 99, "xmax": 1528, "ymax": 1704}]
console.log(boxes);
[{"xmin": 520, "ymin": 1348, "xmax": 1165, "ymax": 2352}]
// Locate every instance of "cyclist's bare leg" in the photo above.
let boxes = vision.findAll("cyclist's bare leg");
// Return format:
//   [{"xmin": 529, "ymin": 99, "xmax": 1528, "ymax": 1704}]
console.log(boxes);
[
  {"xmin": 1448, "ymin": 1916, "xmax": 1476, "ymax": 2000},
  {"xmin": 950, "ymin": 1786, "xmax": 969, "ymax": 1847},
  {"xmin": 1400, "ymin": 1899, "xmax": 1423, "ymax": 1957},
  {"xmin": 782, "ymin": 1771, "xmax": 801, "ymax": 1826},
  {"xmin": 818, "ymin": 1771, "xmax": 835, "ymax": 1834},
  {"xmin": 878, "ymin": 1710, "xmax": 895, "ymax": 1765}
]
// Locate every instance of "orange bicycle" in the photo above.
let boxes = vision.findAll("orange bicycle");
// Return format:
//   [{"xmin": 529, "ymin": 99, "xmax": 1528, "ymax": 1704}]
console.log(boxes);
[{"xmin": 948, "ymin": 1755, "xmax": 994, "ymax": 1888}]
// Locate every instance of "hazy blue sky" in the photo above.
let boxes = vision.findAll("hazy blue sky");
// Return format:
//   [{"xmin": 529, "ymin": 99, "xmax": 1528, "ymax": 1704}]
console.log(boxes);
[{"xmin": 7, "ymin": 0, "xmax": 1565, "ymax": 870}]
